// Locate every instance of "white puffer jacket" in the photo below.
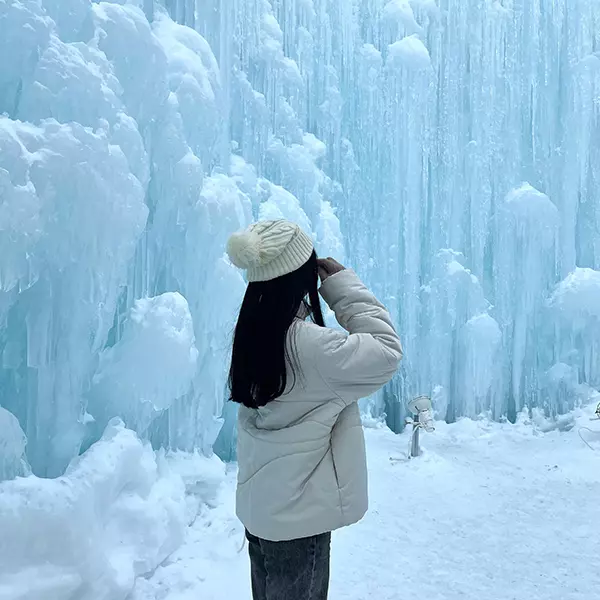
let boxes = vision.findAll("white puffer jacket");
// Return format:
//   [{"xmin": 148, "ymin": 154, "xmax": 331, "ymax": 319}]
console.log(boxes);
[{"xmin": 236, "ymin": 270, "xmax": 403, "ymax": 542}]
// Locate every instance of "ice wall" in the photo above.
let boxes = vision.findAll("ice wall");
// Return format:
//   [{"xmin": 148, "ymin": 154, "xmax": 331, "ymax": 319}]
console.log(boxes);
[
  {"xmin": 0, "ymin": 0, "xmax": 599, "ymax": 482},
  {"xmin": 0, "ymin": 0, "xmax": 344, "ymax": 479},
  {"xmin": 170, "ymin": 0, "xmax": 600, "ymax": 425}
]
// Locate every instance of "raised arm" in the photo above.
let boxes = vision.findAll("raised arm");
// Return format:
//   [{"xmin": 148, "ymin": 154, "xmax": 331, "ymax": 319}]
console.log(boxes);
[{"xmin": 313, "ymin": 268, "xmax": 403, "ymax": 405}]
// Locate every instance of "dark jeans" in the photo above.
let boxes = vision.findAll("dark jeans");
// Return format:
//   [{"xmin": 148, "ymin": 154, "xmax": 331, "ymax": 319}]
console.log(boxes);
[{"xmin": 245, "ymin": 530, "xmax": 331, "ymax": 600}]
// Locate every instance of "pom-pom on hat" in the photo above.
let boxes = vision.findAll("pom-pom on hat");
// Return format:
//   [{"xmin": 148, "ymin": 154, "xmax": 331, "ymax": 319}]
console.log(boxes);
[{"xmin": 227, "ymin": 220, "xmax": 314, "ymax": 282}]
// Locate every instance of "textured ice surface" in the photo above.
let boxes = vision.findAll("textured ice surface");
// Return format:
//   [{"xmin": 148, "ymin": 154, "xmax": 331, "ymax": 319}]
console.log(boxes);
[
  {"xmin": 0, "ymin": 0, "xmax": 599, "ymax": 482},
  {"xmin": 0, "ymin": 115, "xmax": 148, "ymax": 477},
  {"xmin": 548, "ymin": 268, "xmax": 600, "ymax": 391},
  {"xmin": 86, "ymin": 293, "xmax": 198, "ymax": 444},
  {"xmin": 0, "ymin": 407, "xmax": 30, "ymax": 481}
]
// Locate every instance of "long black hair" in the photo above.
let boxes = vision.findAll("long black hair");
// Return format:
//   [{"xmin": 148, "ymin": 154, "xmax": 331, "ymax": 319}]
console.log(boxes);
[{"xmin": 228, "ymin": 250, "xmax": 325, "ymax": 408}]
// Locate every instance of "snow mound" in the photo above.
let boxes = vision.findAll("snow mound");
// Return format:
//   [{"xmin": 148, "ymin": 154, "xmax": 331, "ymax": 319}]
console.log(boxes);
[
  {"xmin": 153, "ymin": 14, "xmax": 222, "ymax": 164},
  {"xmin": 0, "ymin": 116, "xmax": 147, "ymax": 294},
  {"xmin": 88, "ymin": 293, "xmax": 198, "ymax": 437},
  {"xmin": 92, "ymin": 3, "xmax": 169, "ymax": 126},
  {"xmin": 17, "ymin": 32, "xmax": 122, "ymax": 127},
  {"xmin": 0, "ymin": 420, "xmax": 186, "ymax": 600},
  {"xmin": 502, "ymin": 183, "xmax": 559, "ymax": 244},
  {"xmin": 382, "ymin": 0, "xmax": 421, "ymax": 32},
  {"xmin": 460, "ymin": 313, "xmax": 502, "ymax": 406},
  {"xmin": 387, "ymin": 35, "xmax": 431, "ymax": 71},
  {"xmin": 548, "ymin": 267, "xmax": 600, "ymax": 322},
  {"xmin": 165, "ymin": 450, "xmax": 227, "ymax": 523}
]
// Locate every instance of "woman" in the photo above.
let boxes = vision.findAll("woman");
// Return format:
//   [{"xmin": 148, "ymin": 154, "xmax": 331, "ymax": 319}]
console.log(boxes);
[{"xmin": 227, "ymin": 220, "xmax": 403, "ymax": 600}]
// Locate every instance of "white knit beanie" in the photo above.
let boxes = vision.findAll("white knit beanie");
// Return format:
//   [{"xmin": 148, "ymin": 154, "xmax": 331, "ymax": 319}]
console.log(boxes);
[{"xmin": 226, "ymin": 220, "xmax": 314, "ymax": 282}]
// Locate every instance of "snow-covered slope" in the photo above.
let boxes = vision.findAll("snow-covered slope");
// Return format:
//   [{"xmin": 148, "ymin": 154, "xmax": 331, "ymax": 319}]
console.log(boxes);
[
  {"xmin": 132, "ymin": 407, "xmax": 600, "ymax": 600},
  {"xmin": 0, "ymin": 421, "xmax": 187, "ymax": 600},
  {"xmin": 1, "ymin": 0, "xmax": 600, "ymax": 479}
]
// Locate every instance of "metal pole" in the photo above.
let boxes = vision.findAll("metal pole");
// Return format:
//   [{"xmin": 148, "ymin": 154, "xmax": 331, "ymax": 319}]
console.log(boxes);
[{"xmin": 410, "ymin": 421, "xmax": 420, "ymax": 458}]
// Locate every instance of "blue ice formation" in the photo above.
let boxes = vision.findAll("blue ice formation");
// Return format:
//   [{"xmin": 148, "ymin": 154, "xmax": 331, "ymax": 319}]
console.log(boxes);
[{"xmin": 0, "ymin": 0, "xmax": 599, "ymax": 479}]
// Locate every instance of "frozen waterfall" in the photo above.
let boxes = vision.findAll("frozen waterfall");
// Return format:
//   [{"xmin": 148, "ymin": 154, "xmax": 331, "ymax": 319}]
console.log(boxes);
[{"xmin": 1, "ymin": 0, "xmax": 600, "ymax": 483}]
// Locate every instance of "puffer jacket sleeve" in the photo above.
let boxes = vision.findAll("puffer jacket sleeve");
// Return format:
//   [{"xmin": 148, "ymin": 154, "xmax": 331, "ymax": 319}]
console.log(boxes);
[{"xmin": 314, "ymin": 269, "xmax": 403, "ymax": 405}]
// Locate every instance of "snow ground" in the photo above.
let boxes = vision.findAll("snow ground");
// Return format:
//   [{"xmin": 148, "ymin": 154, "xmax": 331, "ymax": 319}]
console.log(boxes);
[{"xmin": 132, "ymin": 408, "xmax": 600, "ymax": 600}]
